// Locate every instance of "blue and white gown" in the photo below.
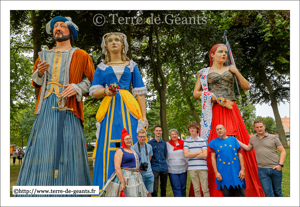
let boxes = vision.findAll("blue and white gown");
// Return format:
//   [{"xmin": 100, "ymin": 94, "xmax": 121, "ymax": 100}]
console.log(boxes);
[{"xmin": 89, "ymin": 60, "xmax": 147, "ymax": 194}]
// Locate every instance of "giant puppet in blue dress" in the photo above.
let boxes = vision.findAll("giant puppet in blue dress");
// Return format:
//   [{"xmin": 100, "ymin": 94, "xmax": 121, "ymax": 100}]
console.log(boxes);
[{"xmin": 89, "ymin": 32, "xmax": 148, "ymax": 194}]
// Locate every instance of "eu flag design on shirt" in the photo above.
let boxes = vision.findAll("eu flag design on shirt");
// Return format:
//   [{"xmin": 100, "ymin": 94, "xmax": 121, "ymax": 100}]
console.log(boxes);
[{"xmin": 208, "ymin": 136, "xmax": 246, "ymax": 190}]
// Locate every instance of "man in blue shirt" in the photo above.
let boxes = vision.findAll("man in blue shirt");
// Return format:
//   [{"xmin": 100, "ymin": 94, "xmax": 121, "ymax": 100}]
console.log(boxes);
[
  {"xmin": 132, "ymin": 129, "xmax": 154, "ymax": 197},
  {"xmin": 209, "ymin": 124, "xmax": 246, "ymax": 197},
  {"xmin": 148, "ymin": 125, "xmax": 168, "ymax": 197}
]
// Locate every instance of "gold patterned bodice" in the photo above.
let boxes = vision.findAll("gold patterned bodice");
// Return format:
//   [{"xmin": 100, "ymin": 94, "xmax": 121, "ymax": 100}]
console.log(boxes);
[
  {"xmin": 207, "ymin": 71, "xmax": 236, "ymax": 101},
  {"xmin": 43, "ymin": 51, "xmax": 68, "ymax": 100}
]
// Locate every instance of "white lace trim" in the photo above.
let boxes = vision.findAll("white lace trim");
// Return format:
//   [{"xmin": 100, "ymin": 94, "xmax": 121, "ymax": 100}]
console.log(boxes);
[
  {"xmin": 97, "ymin": 62, "xmax": 110, "ymax": 71},
  {"xmin": 32, "ymin": 70, "xmax": 44, "ymax": 85},
  {"xmin": 77, "ymin": 76, "xmax": 91, "ymax": 95},
  {"xmin": 71, "ymin": 83, "xmax": 82, "ymax": 102},
  {"xmin": 132, "ymin": 86, "xmax": 147, "ymax": 95},
  {"xmin": 128, "ymin": 60, "xmax": 137, "ymax": 72},
  {"xmin": 112, "ymin": 66, "xmax": 125, "ymax": 82},
  {"xmin": 137, "ymin": 119, "xmax": 147, "ymax": 133},
  {"xmin": 89, "ymin": 84, "xmax": 104, "ymax": 97},
  {"xmin": 97, "ymin": 60, "xmax": 137, "ymax": 73},
  {"xmin": 96, "ymin": 122, "xmax": 100, "ymax": 139}
]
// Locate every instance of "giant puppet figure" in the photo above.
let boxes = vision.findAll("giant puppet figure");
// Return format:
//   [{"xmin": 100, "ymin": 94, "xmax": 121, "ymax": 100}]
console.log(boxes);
[
  {"xmin": 90, "ymin": 32, "xmax": 148, "ymax": 194},
  {"xmin": 16, "ymin": 16, "xmax": 94, "ymax": 194},
  {"xmin": 192, "ymin": 43, "xmax": 265, "ymax": 197}
]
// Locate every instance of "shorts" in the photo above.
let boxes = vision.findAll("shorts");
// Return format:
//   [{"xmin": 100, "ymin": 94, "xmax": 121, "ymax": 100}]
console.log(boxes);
[{"xmin": 142, "ymin": 173, "xmax": 154, "ymax": 193}]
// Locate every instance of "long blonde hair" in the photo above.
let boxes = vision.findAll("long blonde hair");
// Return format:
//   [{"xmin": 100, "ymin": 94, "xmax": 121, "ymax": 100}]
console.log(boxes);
[{"xmin": 103, "ymin": 33, "xmax": 130, "ymax": 64}]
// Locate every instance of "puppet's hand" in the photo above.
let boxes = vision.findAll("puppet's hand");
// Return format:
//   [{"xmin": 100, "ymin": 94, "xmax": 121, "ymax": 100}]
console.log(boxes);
[
  {"xmin": 229, "ymin": 65, "xmax": 239, "ymax": 75},
  {"xmin": 37, "ymin": 60, "xmax": 50, "ymax": 77},
  {"xmin": 211, "ymin": 95, "xmax": 217, "ymax": 103},
  {"xmin": 62, "ymin": 84, "xmax": 77, "ymax": 97}
]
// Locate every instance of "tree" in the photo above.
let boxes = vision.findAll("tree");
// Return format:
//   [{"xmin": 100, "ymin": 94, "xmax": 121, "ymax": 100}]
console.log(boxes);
[
  {"xmin": 148, "ymin": 24, "xmax": 169, "ymax": 141},
  {"xmin": 10, "ymin": 106, "xmax": 36, "ymax": 147},
  {"xmin": 83, "ymin": 97, "xmax": 100, "ymax": 144},
  {"xmin": 10, "ymin": 12, "xmax": 36, "ymax": 122},
  {"xmin": 217, "ymin": 10, "xmax": 289, "ymax": 146},
  {"xmin": 10, "ymin": 10, "xmax": 290, "ymax": 147},
  {"xmin": 235, "ymin": 93, "xmax": 257, "ymax": 134}
]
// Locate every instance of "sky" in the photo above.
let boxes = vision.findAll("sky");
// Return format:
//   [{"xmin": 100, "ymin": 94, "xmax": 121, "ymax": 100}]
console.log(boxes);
[{"xmin": 255, "ymin": 102, "xmax": 290, "ymax": 119}]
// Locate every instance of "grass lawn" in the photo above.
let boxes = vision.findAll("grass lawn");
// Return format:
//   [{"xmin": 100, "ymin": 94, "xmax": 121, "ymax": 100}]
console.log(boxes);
[
  {"xmin": 280, "ymin": 148, "xmax": 290, "ymax": 196},
  {"xmin": 10, "ymin": 161, "xmax": 21, "ymax": 197},
  {"xmin": 10, "ymin": 148, "xmax": 290, "ymax": 197}
]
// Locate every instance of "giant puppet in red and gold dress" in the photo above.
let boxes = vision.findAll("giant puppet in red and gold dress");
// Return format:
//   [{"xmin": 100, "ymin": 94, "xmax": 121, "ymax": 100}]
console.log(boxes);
[{"xmin": 191, "ymin": 43, "xmax": 265, "ymax": 197}]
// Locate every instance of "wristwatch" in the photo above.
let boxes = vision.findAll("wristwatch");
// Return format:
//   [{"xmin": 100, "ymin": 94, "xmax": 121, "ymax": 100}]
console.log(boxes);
[{"xmin": 279, "ymin": 164, "xmax": 284, "ymax": 168}]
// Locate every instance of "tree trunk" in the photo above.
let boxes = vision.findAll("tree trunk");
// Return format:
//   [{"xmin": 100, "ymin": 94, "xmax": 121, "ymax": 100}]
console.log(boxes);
[
  {"xmin": 125, "ymin": 27, "xmax": 133, "ymax": 93},
  {"xmin": 125, "ymin": 28, "xmax": 132, "ymax": 59},
  {"xmin": 259, "ymin": 69, "xmax": 287, "ymax": 147},
  {"xmin": 30, "ymin": 11, "xmax": 42, "ymax": 99},
  {"xmin": 154, "ymin": 26, "xmax": 168, "ymax": 141},
  {"xmin": 178, "ymin": 65, "xmax": 201, "ymax": 124},
  {"xmin": 149, "ymin": 25, "xmax": 168, "ymax": 141},
  {"xmin": 159, "ymin": 89, "xmax": 168, "ymax": 141}
]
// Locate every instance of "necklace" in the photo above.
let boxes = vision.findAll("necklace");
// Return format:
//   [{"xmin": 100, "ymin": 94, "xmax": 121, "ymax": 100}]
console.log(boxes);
[{"xmin": 108, "ymin": 61, "xmax": 126, "ymax": 64}]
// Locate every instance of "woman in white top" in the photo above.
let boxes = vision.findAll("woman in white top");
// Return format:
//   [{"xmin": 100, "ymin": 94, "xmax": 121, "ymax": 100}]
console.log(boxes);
[{"xmin": 166, "ymin": 129, "xmax": 188, "ymax": 197}]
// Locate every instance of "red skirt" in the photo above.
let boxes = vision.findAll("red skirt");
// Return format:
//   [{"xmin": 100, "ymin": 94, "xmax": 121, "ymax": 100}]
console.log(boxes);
[{"xmin": 189, "ymin": 102, "xmax": 265, "ymax": 197}]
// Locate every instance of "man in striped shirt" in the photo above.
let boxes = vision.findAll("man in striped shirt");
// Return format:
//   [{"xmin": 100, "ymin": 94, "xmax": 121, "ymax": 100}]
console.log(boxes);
[{"xmin": 184, "ymin": 122, "xmax": 210, "ymax": 197}]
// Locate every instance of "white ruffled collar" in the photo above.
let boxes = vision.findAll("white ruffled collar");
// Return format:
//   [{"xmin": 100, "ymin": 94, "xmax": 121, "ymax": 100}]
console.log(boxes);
[{"xmin": 97, "ymin": 60, "xmax": 137, "ymax": 72}]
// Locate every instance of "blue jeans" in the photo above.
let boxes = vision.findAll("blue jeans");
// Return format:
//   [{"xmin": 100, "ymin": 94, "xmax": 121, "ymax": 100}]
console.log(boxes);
[
  {"xmin": 258, "ymin": 167, "xmax": 283, "ymax": 197},
  {"xmin": 169, "ymin": 172, "xmax": 187, "ymax": 197},
  {"xmin": 142, "ymin": 173, "xmax": 154, "ymax": 193}
]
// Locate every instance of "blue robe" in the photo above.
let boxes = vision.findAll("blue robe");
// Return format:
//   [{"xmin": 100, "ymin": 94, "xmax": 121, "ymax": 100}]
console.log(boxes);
[{"xmin": 16, "ymin": 51, "xmax": 92, "ymax": 196}]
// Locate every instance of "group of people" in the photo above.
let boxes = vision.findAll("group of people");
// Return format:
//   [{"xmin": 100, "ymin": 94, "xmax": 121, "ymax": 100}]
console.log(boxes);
[
  {"xmin": 99, "ymin": 119, "xmax": 286, "ymax": 198},
  {"xmin": 12, "ymin": 148, "xmax": 25, "ymax": 165},
  {"xmin": 99, "ymin": 125, "xmax": 186, "ymax": 197},
  {"xmin": 15, "ymin": 15, "xmax": 286, "ymax": 198}
]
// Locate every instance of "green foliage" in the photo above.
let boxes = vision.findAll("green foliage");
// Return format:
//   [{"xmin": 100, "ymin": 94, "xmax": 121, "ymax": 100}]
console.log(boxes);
[
  {"xmin": 9, "ymin": 10, "xmax": 289, "ymax": 147},
  {"xmin": 235, "ymin": 92, "xmax": 256, "ymax": 134},
  {"xmin": 10, "ymin": 14, "xmax": 36, "ymax": 121},
  {"xmin": 10, "ymin": 106, "xmax": 36, "ymax": 147},
  {"xmin": 216, "ymin": 10, "xmax": 290, "ymax": 104},
  {"xmin": 83, "ymin": 96, "xmax": 101, "ymax": 144}
]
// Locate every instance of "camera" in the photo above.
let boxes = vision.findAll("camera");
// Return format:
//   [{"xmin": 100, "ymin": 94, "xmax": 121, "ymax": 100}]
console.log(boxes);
[{"xmin": 140, "ymin": 162, "xmax": 148, "ymax": 171}]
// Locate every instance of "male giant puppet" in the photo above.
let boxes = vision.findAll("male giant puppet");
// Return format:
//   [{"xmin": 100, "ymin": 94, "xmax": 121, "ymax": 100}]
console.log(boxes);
[{"xmin": 16, "ymin": 16, "xmax": 94, "ymax": 196}]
